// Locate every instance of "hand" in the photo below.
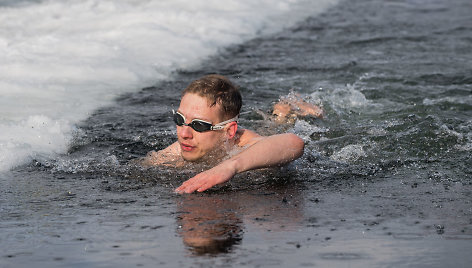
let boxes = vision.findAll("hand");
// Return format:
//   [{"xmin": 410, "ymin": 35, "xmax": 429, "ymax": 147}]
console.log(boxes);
[{"xmin": 175, "ymin": 161, "xmax": 237, "ymax": 194}]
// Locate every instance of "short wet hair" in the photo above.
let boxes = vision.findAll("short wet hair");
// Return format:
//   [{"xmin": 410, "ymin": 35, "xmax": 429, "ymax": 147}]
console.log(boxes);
[{"xmin": 182, "ymin": 74, "xmax": 242, "ymax": 119}]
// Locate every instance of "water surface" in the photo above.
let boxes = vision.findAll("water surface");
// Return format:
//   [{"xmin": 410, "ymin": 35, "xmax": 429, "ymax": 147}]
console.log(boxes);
[{"xmin": 1, "ymin": 0, "xmax": 472, "ymax": 267}]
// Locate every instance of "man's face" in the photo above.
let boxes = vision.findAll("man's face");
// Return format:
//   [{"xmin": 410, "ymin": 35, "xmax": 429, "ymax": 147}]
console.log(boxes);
[{"xmin": 176, "ymin": 93, "xmax": 226, "ymax": 162}]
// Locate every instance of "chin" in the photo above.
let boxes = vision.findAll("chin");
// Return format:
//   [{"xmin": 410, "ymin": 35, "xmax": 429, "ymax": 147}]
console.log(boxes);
[{"xmin": 181, "ymin": 152, "xmax": 203, "ymax": 162}]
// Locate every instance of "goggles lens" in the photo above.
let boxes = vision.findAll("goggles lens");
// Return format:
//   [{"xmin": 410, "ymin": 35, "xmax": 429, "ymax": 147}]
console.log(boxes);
[
  {"xmin": 172, "ymin": 111, "xmax": 238, "ymax": 132},
  {"xmin": 173, "ymin": 111, "xmax": 213, "ymax": 132}
]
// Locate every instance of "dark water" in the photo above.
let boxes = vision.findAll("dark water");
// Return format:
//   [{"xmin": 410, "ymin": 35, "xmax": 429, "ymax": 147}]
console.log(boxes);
[{"xmin": 2, "ymin": 0, "xmax": 472, "ymax": 267}]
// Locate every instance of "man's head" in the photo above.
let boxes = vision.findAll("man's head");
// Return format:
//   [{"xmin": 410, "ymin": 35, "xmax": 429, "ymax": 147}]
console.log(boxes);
[
  {"xmin": 182, "ymin": 74, "xmax": 241, "ymax": 121},
  {"xmin": 176, "ymin": 75, "xmax": 242, "ymax": 162}
]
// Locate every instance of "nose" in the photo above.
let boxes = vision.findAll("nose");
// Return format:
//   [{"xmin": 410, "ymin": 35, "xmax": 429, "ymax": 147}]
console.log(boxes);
[{"xmin": 178, "ymin": 125, "xmax": 193, "ymax": 139}]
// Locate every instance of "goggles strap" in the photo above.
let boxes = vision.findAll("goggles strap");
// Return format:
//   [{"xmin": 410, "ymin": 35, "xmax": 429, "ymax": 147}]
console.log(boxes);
[{"xmin": 210, "ymin": 115, "xmax": 239, "ymax": 130}]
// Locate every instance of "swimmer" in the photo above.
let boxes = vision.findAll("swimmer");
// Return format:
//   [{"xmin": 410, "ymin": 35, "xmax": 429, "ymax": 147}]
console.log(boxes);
[
  {"xmin": 140, "ymin": 74, "xmax": 321, "ymax": 194},
  {"xmin": 272, "ymin": 91, "xmax": 323, "ymax": 123}
]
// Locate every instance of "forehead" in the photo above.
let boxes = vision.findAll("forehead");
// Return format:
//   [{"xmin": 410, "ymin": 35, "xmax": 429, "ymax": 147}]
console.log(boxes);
[{"xmin": 178, "ymin": 93, "xmax": 222, "ymax": 121}]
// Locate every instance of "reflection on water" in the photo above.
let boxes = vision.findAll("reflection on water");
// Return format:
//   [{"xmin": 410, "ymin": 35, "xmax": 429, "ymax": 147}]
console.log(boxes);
[
  {"xmin": 175, "ymin": 184, "xmax": 303, "ymax": 255},
  {"xmin": 3, "ymin": 0, "xmax": 472, "ymax": 266},
  {"xmin": 176, "ymin": 194, "xmax": 242, "ymax": 255}
]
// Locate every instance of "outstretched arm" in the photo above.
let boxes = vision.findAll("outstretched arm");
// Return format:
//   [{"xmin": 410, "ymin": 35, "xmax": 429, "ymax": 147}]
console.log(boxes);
[{"xmin": 175, "ymin": 133, "xmax": 304, "ymax": 193}]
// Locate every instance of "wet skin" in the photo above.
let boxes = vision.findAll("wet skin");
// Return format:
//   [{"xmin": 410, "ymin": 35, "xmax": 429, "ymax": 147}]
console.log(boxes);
[
  {"xmin": 148, "ymin": 93, "xmax": 305, "ymax": 194},
  {"xmin": 176, "ymin": 93, "xmax": 229, "ymax": 162}
]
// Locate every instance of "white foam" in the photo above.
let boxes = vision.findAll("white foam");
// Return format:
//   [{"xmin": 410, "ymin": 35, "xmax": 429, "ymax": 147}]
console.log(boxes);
[
  {"xmin": 292, "ymin": 119, "xmax": 329, "ymax": 141},
  {"xmin": 0, "ymin": 0, "xmax": 339, "ymax": 172},
  {"xmin": 453, "ymin": 120, "xmax": 472, "ymax": 151},
  {"xmin": 423, "ymin": 95, "xmax": 472, "ymax": 106},
  {"xmin": 0, "ymin": 115, "xmax": 74, "ymax": 171},
  {"xmin": 331, "ymin": 144, "xmax": 366, "ymax": 163},
  {"xmin": 309, "ymin": 84, "xmax": 371, "ymax": 115}
]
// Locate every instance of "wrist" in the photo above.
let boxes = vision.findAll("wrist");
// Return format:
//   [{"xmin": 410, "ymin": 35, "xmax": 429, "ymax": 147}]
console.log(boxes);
[{"xmin": 224, "ymin": 157, "xmax": 242, "ymax": 175}]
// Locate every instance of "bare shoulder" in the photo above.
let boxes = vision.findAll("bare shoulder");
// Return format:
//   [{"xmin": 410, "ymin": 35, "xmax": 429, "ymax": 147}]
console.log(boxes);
[
  {"xmin": 235, "ymin": 128, "xmax": 263, "ymax": 147},
  {"xmin": 161, "ymin": 141, "xmax": 181, "ymax": 155},
  {"xmin": 138, "ymin": 141, "xmax": 182, "ymax": 167}
]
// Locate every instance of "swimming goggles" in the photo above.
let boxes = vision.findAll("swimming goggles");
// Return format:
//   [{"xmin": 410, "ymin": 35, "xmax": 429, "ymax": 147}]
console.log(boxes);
[{"xmin": 173, "ymin": 110, "xmax": 238, "ymax": 132}]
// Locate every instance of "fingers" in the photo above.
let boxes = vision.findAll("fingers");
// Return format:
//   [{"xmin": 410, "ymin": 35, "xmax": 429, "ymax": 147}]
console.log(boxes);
[
  {"xmin": 175, "ymin": 182, "xmax": 207, "ymax": 194},
  {"xmin": 174, "ymin": 173, "xmax": 224, "ymax": 194},
  {"xmin": 174, "ymin": 165, "xmax": 234, "ymax": 194},
  {"xmin": 174, "ymin": 179, "xmax": 197, "ymax": 194},
  {"xmin": 195, "ymin": 184, "xmax": 211, "ymax": 193},
  {"xmin": 174, "ymin": 175, "xmax": 214, "ymax": 194}
]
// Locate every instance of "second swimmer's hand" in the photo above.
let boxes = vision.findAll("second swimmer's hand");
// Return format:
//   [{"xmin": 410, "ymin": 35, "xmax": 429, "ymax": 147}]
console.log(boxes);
[{"xmin": 175, "ymin": 161, "xmax": 237, "ymax": 194}]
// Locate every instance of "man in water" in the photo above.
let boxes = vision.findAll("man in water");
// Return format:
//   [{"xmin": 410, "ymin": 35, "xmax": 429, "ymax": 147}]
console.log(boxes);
[{"xmin": 142, "ymin": 74, "xmax": 310, "ymax": 194}]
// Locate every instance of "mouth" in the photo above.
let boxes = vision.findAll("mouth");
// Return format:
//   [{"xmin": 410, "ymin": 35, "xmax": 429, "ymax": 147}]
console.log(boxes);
[{"xmin": 180, "ymin": 142, "xmax": 195, "ymax": 152}]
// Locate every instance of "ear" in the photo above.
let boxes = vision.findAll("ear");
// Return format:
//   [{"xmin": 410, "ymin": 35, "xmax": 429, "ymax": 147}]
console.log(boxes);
[{"xmin": 225, "ymin": 122, "xmax": 238, "ymax": 139}]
